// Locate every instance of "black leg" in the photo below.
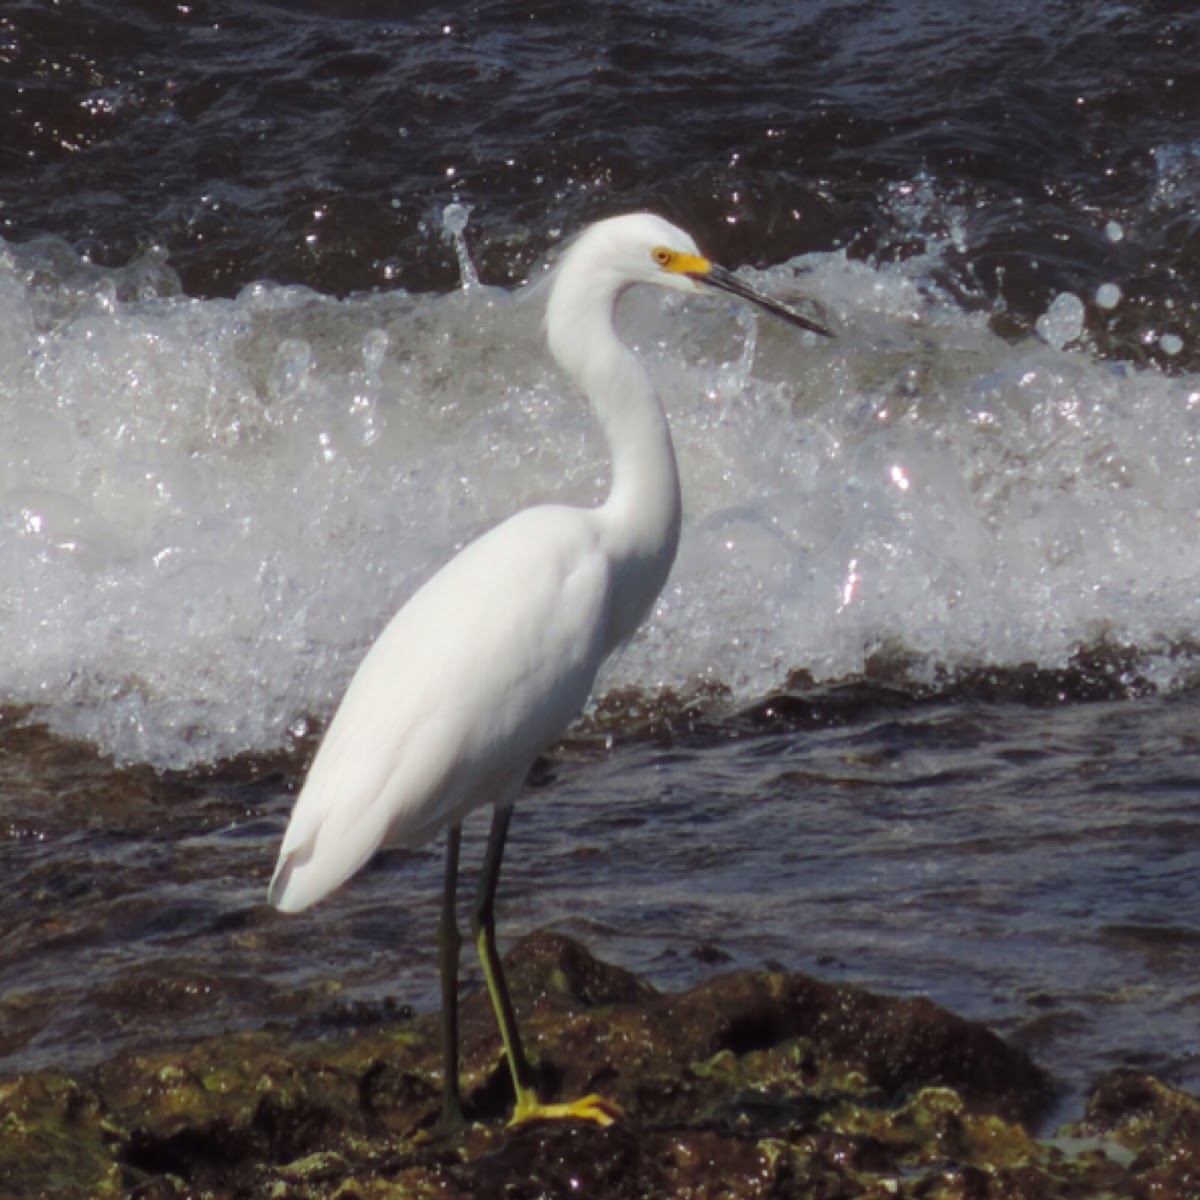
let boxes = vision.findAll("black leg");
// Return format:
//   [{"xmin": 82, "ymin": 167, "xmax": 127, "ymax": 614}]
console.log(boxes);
[
  {"xmin": 469, "ymin": 803, "xmax": 621, "ymax": 1126},
  {"xmin": 471, "ymin": 803, "xmax": 539, "ymax": 1109},
  {"xmin": 435, "ymin": 822, "xmax": 465, "ymax": 1133}
]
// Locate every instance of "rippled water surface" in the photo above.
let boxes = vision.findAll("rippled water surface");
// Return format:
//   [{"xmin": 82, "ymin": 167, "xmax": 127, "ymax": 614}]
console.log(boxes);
[
  {"xmin": 1, "ymin": 0, "xmax": 1198, "ymax": 1122},
  {"xmin": 4, "ymin": 688, "xmax": 1199, "ymax": 1119}
]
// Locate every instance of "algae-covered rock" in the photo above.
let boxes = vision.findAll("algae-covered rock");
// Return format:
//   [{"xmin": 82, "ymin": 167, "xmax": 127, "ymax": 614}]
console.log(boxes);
[
  {"xmin": 0, "ymin": 1073, "xmax": 124, "ymax": 1200},
  {"xmin": 0, "ymin": 932, "xmax": 1194, "ymax": 1199}
]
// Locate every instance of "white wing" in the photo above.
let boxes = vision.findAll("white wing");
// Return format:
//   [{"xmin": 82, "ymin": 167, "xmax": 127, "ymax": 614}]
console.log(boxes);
[{"xmin": 268, "ymin": 505, "xmax": 612, "ymax": 912}]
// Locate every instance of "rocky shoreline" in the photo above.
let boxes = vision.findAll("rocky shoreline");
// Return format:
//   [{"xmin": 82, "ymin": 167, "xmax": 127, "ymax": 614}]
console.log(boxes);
[{"xmin": 2, "ymin": 931, "xmax": 1196, "ymax": 1199}]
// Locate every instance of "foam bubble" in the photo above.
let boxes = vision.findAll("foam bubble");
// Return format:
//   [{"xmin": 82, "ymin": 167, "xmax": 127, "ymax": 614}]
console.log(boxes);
[{"xmin": 1036, "ymin": 292, "xmax": 1085, "ymax": 350}]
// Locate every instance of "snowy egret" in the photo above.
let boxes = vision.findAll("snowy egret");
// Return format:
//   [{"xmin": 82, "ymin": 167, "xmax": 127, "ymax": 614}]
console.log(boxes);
[{"xmin": 268, "ymin": 212, "xmax": 831, "ymax": 1130}]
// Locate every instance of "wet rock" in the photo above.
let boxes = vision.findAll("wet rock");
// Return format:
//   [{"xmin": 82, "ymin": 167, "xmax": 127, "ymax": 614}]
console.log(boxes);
[
  {"xmin": 1071, "ymin": 1068, "xmax": 1200, "ymax": 1197},
  {"xmin": 470, "ymin": 931, "xmax": 1053, "ymax": 1129},
  {"xmin": 0, "ymin": 932, "xmax": 1195, "ymax": 1199}
]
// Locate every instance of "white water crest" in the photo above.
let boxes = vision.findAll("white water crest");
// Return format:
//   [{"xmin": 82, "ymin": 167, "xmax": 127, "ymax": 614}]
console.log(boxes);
[{"xmin": 1, "ymin": 215, "xmax": 1198, "ymax": 768}]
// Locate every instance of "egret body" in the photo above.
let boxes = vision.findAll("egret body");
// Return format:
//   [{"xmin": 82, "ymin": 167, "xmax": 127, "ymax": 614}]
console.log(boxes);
[{"xmin": 268, "ymin": 213, "xmax": 830, "ymax": 1129}]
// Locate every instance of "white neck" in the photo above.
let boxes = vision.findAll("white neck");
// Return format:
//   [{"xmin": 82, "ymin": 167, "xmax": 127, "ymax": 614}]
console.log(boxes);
[{"xmin": 547, "ymin": 271, "xmax": 682, "ymax": 652}]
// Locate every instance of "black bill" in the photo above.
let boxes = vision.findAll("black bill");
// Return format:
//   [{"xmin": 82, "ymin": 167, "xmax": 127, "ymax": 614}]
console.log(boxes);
[{"xmin": 695, "ymin": 262, "xmax": 833, "ymax": 338}]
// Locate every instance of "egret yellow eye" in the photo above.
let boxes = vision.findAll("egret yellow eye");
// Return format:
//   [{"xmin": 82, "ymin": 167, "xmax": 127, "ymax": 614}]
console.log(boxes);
[{"xmin": 652, "ymin": 247, "xmax": 674, "ymax": 268}]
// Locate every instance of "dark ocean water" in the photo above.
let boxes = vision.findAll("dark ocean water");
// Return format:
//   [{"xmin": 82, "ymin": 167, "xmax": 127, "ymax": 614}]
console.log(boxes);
[
  {"xmin": 1, "ymin": 0, "xmax": 1199, "ymax": 1121},
  {"xmin": 5, "ymin": 0, "xmax": 1198, "ymax": 347}
]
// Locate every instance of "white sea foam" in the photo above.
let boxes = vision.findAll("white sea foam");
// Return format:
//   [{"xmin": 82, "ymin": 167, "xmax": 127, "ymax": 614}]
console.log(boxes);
[
  {"xmin": 1036, "ymin": 293, "xmax": 1085, "ymax": 350},
  {"xmin": 1, "ymin": 228, "xmax": 1198, "ymax": 767}
]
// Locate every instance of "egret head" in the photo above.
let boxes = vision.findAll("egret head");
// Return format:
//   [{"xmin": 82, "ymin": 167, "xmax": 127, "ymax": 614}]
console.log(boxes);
[{"xmin": 555, "ymin": 212, "xmax": 832, "ymax": 338}]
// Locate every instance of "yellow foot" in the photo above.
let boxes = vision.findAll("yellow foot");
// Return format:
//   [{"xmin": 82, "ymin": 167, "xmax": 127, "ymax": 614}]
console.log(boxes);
[{"xmin": 510, "ymin": 1092, "xmax": 624, "ymax": 1128}]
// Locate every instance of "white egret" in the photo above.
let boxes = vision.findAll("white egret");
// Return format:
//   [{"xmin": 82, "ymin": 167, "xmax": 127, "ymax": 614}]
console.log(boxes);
[{"xmin": 268, "ymin": 212, "xmax": 831, "ymax": 1131}]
